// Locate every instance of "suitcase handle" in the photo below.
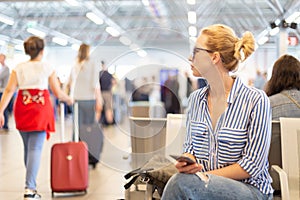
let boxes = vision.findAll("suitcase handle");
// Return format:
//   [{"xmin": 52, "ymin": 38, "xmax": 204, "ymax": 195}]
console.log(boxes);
[
  {"xmin": 60, "ymin": 102, "xmax": 79, "ymax": 143},
  {"xmin": 73, "ymin": 102, "xmax": 79, "ymax": 142},
  {"xmin": 60, "ymin": 102, "xmax": 65, "ymax": 143}
]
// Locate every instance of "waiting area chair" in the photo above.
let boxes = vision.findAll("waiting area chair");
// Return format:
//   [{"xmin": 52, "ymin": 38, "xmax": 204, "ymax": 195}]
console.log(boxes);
[
  {"xmin": 269, "ymin": 121, "xmax": 289, "ymax": 200},
  {"xmin": 165, "ymin": 113, "xmax": 186, "ymax": 156},
  {"xmin": 279, "ymin": 117, "xmax": 300, "ymax": 199},
  {"xmin": 269, "ymin": 117, "xmax": 300, "ymax": 200}
]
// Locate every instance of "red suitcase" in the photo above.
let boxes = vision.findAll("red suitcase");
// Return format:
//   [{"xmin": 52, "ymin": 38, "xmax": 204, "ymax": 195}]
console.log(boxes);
[{"xmin": 51, "ymin": 103, "xmax": 88, "ymax": 197}]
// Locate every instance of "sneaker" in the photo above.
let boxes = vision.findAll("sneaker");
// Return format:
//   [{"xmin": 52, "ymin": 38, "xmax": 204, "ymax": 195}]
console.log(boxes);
[{"xmin": 24, "ymin": 189, "xmax": 41, "ymax": 200}]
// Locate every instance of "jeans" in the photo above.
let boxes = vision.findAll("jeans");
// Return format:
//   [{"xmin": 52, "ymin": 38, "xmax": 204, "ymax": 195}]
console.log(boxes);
[
  {"xmin": 20, "ymin": 131, "xmax": 46, "ymax": 190},
  {"xmin": 161, "ymin": 173, "xmax": 273, "ymax": 200}
]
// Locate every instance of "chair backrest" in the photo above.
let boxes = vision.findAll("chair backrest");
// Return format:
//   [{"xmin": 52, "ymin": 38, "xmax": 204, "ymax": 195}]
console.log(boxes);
[
  {"xmin": 165, "ymin": 114, "xmax": 186, "ymax": 156},
  {"xmin": 269, "ymin": 121, "xmax": 282, "ymax": 168},
  {"xmin": 279, "ymin": 117, "xmax": 300, "ymax": 199},
  {"xmin": 269, "ymin": 121, "xmax": 282, "ymax": 192}
]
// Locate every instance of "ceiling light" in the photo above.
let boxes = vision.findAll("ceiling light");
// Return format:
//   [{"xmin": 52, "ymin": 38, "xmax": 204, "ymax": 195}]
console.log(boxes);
[
  {"xmin": 188, "ymin": 11, "xmax": 197, "ymax": 24},
  {"xmin": 71, "ymin": 43, "xmax": 80, "ymax": 50},
  {"xmin": 187, "ymin": 0, "xmax": 196, "ymax": 5},
  {"xmin": 188, "ymin": 26, "xmax": 197, "ymax": 37},
  {"xmin": 286, "ymin": 11, "xmax": 300, "ymax": 23},
  {"xmin": 257, "ymin": 36, "xmax": 269, "ymax": 45},
  {"xmin": 275, "ymin": 19, "xmax": 281, "ymax": 25},
  {"xmin": 269, "ymin": 27, "xmax": 280, "ymax": 36},
  {"xmin": 136, "ymin": 50, "xmax": 147, "ymax": 57},
  {"xmin": 0, "ymin": 40, "xmax": 6, "ymax": 46},
  {"xmin": 189, "ymin": 36, "xmax": 197, "ymax": 43},
  {"xmin": 65, "ymin": 0, "xmax": 79, "ymax": 6},
  {"xmin": 26, "ymin": 28, "xmax": 46, "ymax": 38},
  {"xmin": 129, "ymin": 43, "xmax": 139, "ymax": 51},
  {"xmin": 105, "ymin": 27, "xmax": 120, "ymax": 37},
  {"xmin": 86, "ymin": 12, "xmax": 104, "ymax": 25},
  {"xmin": 119, "ymin": 36, "xmax": 131, "ymax": 45},
  {"xmin": 258, "ymin": 29, "xmax": 269, "ymax": 38},
  {"xmin": 0, "ymin": 14, "xmax": 14, "ymax": 26},
  {"xmin": 142, "ymin": 0, "xmax": 150, "ymax": 6},
  {"xmin": 15, "ymin": 44, "xmax": 24, "ymax": 51},
  {"xmin": 52, "ymin": 37, "xmax": 68, "ymax": 46}
]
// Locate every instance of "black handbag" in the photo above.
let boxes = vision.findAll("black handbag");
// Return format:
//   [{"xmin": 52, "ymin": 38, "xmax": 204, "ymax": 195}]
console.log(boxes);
[{"xmin": 124, "ymin": 155, "xmax": 178, "ymax": 197}]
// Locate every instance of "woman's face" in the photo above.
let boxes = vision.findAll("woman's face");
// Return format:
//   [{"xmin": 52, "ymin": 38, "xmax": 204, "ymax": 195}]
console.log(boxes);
[{"xmin": 189, "ymin": 34, "xmax": 214, "ymax": 78}]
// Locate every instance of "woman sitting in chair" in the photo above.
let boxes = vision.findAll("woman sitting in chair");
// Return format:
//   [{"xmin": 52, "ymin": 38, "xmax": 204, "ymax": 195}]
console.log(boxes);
[{"xmin": 162, "ymin": 24, "xmax": 273, "ymax": 200}]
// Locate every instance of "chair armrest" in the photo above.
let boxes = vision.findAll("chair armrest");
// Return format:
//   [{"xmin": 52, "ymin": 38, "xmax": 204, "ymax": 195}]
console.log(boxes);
[{"xmin": 271, "ymin": 165, "xmax": 290, "ymax": 200}]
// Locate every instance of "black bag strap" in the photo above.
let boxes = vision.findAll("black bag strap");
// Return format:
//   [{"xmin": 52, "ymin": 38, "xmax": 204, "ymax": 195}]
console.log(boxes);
[
  {"xmin": 124, "ymin": 174, "xmax": 139, "ymax": 190},
  {"xmin": 124, "ymin": 167, "xmax": 154, "ymax": 179},
  {"xmin": 124, "ymin": 167, "xmax": 141, "ymax": 179},
  {"xmin": 123, "ymin": 168, "xmax": 154, "ymax": 190}
]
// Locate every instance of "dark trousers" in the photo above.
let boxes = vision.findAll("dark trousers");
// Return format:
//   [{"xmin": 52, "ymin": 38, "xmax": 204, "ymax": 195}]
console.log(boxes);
[{"xmin": 0, "ymin": 92, "xmax": 11, "ymax": 129}]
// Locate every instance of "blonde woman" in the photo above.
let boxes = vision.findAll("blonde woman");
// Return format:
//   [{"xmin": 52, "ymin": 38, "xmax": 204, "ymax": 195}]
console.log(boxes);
[
  {"xmin": 162, "ymin": 24, "xmax": 273, "ymax": 199},
  {"xmin": 68, "ymin": 43, "xmax": 103, "ymax": 167}
]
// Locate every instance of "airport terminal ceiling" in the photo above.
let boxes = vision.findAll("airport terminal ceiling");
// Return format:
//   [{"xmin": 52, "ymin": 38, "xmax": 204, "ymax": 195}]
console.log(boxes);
[{"xmin": 0, "ymin": 0, "xmax": 299, "ymax": 50}]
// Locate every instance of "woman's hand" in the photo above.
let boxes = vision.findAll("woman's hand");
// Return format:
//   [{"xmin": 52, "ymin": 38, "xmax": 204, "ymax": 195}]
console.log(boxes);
[
  {"xmin": 0, "ymin": 113, "xmax": 5, "ymax": 128},
  {"xmin": 175, "ymin": 161, "xmax": 203, "ymax": 174},
  {"xmin": 66, "ymin": 97, "xmax": 74, "ymax": 105},
  {"xmin": 175, "ymin": 153, "xmax": 203, "ymax": 174}
]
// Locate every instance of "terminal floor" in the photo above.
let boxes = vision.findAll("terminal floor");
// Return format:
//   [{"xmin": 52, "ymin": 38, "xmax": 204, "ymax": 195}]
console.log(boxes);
[{"xmin": 0, "ymin": 116, "xmax": 134, "ymax": 200}]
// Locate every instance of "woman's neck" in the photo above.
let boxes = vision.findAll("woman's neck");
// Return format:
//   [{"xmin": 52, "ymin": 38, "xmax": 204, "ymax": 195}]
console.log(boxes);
[
  {"xmin": 209, "ymin": 72, "xmax": 233, "ymax": 98},
  {"xmin": 30, "ymin": 51, "xmax": 43, "ymax": 61}
]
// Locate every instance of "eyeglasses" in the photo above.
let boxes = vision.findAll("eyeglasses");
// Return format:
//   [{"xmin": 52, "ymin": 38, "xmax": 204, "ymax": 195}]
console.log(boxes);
[{"xmin": 192, "ymin": 47, "xmax": 214, "ymax": 60}]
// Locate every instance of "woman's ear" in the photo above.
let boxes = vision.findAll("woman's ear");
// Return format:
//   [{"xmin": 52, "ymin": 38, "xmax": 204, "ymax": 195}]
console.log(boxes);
[{"xmin": 212, "ymin": 52, "xmax": 222, "ymax": 64}]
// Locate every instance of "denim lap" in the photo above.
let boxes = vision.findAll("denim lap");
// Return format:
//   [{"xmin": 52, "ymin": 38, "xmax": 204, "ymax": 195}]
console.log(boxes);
[{"xmin": 161, "ymin": 173, "xmax": 272, "ymax": 200}]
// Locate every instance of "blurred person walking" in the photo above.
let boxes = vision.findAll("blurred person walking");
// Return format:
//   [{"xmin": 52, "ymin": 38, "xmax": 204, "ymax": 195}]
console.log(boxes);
[
  {"xmin": 162, "ymin": 73, "xmax": 180, "ymax": 114},
  {"xmin": 254, "ymin": 69, "xmax": 267, "ymax": 90},
  {"xmin": 0, "ymin": 53, "xmax": 11, "ymax": 132},
  {"xmin": 0, "ymin": 36, "xmax": 73, "ymax": 200},
  {"xmin": 99, "ymin": 60, "xmax": 115, "ymax": 125},
  {"xmin": 68, "ymin": 43, "xmax": 103, "ymax": 168}
]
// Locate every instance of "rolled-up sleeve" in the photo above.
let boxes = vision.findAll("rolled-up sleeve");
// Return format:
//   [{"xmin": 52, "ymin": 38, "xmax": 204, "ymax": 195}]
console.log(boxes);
[{"xmin": 237, "ymin": 92, "xmax": 272, "ymax": 178}]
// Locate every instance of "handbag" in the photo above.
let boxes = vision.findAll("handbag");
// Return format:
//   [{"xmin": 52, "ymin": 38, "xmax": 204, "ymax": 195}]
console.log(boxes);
[{"xmin": 124, "ymin": 155, "xmax": 178, "ymax": 197}]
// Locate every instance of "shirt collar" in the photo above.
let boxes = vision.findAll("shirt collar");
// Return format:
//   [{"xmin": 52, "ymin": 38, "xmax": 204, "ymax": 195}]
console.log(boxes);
[{"xmin": 227, "ymin": 76, "xmax": 243, "ymax": 104}]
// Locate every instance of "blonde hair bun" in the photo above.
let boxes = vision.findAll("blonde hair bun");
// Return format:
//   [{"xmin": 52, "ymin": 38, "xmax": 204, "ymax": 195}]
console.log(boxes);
[{"xmin": 234, "ymin": 31, "xmax": 255, "ymax": 62}]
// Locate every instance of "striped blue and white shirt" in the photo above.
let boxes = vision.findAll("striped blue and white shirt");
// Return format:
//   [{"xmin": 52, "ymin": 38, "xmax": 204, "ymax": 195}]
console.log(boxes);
[{"xmin": 184, "ymin": 77, "xmax": 273, "ymax": 194}]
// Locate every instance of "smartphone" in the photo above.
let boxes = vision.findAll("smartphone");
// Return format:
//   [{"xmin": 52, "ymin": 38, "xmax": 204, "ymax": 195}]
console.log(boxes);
[{"xmin": 170, "ymin": 154, "xmax": 196, "ymax": 165}]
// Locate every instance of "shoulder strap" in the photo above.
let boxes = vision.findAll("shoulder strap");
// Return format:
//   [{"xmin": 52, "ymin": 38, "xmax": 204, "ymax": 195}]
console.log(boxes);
[{"xmin": 282, "ymin": 92, "xmax": 300, "ymax": 109}]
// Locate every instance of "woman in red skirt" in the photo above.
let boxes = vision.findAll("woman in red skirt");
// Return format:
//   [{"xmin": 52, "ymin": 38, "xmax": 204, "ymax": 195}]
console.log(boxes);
[{"xmin": 0, "ymin": 36, "xmax": 73, "ymax": 200}]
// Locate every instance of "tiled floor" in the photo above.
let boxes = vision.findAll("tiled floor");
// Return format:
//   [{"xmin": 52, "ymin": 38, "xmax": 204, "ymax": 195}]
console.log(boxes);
[{"xmin": 0, "ymin": 115, "xmax": 134, "ymax": 200}]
